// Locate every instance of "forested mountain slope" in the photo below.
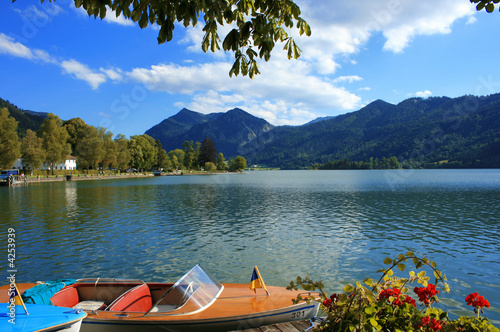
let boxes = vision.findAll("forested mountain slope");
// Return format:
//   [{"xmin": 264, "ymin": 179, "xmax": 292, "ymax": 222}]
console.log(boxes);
[
  {"xmin": 248, "ymin": 94, "xmax": 500, "ymax": 168},
  {"xmin": 146, "ymin": 108, "xmax": 275, "ymax": 157},
  {"xmin": 0, "ymin": 98, "xmax": 47, "ymax": 137}
]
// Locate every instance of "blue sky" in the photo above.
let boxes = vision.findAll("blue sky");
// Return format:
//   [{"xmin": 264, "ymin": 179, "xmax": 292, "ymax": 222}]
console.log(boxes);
[{"xmin": 1, "ymin": 0, "xmax": 500, "ymax": 137}]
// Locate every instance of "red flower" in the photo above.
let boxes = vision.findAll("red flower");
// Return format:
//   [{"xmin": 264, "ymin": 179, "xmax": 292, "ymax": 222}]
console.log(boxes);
[
  {"xmin": 323, "ymin": 294, "xmax": 339, "ymax": 311},
  {"xmin": 465, "ymin": 292, "xmax": 490, "ymax": 310},
  {"xmin": 418, "ymin": 316, "xmax": 446, "ymax": 331},
  {"xmin": 378, "ymin": 288, "xmax": 416, "ymax": 307},
  {"xmin": 414, "ymin": 284, "xmax": 439, "ymax": 306}
]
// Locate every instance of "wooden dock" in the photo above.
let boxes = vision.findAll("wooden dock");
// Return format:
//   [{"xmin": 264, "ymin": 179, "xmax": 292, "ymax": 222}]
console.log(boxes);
[
  {"xmin": 232, "ymin": 319, "xmax": 318, "ymax": 332},
  {"xmin": 0, "ymin": 175, "xmax": 26, "ymax": 186}
]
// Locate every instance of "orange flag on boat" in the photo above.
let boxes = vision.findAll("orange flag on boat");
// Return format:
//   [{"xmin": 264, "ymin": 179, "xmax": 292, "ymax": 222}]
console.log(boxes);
[
  {"xmin": 249, "ymin": 266, "xmax": 269, "ymax": 295},
  {"xmin": 9, "ymin": 283, "xmax": 29, "ymax": 314}
]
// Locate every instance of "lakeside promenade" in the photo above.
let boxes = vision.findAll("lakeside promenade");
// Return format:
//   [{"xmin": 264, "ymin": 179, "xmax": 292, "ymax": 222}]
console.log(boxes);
[{"xmin": 1, "ymin": 173, "xmax": 155, "ymax": 186}]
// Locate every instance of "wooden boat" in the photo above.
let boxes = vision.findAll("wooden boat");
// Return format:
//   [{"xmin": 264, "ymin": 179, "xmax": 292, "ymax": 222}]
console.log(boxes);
[
  {"xmin": 0, "ymin": 303, "xmax": 86, "ymax": 332},
  {"xmin": 45, "ymin": 265, "xmax": 319, "ymax": 331}
]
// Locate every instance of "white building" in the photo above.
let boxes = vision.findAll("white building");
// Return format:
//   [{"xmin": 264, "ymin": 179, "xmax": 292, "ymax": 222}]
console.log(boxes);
[{"xmin": 13, "ymin": 156, "xmax": 77, "ymax": 170}]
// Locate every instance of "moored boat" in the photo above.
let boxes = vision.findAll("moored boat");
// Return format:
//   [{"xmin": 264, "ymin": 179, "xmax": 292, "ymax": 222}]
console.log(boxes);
[
  {"xmin": 34, "ymin": 265, "xmax": 319, "ymax": 331},
  {"xmin": 0, "ymin": 303, "xmax": 86, "ymax": 332}
]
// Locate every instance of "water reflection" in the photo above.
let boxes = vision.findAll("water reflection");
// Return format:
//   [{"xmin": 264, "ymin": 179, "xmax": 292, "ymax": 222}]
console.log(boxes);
[
  {"xmin": 65, "ymin": 183, "xmax": 78, "ymax": 220},
  {"xmin": 0, "ymin": 170, "xmax": 499, "ymax": 324}
]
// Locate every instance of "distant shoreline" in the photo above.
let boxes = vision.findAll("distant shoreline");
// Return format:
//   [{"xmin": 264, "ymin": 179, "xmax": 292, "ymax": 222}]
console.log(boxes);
[
  {"xmin": 2, "ymin": 171, "xmax": 240, "ymax": 186},
  {"xmin": 5, "ymin": 173, "xmax": 155, "ymax": 185}
]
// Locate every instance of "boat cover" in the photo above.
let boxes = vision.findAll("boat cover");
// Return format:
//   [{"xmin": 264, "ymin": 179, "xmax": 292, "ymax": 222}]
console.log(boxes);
[
  {"xmin": 0, "ymin": 303, "xmax": 86, "ymax": 331},
  {"xmin": 21, "ymin": 279, "xmax": 76, "ymax": 305}
]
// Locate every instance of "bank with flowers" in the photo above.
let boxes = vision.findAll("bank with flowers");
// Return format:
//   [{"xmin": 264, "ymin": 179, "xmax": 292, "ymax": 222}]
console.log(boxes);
[{"xmin": 288, "ymin": 252, "xmax": 499, "ymax": 331}]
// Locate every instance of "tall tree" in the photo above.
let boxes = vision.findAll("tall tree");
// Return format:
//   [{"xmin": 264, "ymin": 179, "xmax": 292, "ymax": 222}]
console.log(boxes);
[
  {"xmin": 204, "ymin": 162, "xmax": 216, "ymax": 172},
  {"xmin": 63, "ymin": 117, "xmax": 88, "ymax": 154},
  {"xmin": 115, "ymin": 134, "xmax": 131, "ymax": 170},
  {"xmin": 229, "ymin": 155, "xmax": 247, "ymax": 172},
  {"xmin": 128, "ymin": 139, "xmax": 143, "ymax": 171},
  {"xmin": 168, "ymin": 149, "xmax": 184, "ymax": 170},
  {"xmin": 76, "ymin": 126, "xmax": 104, "ymax": 171},
  {"xmin": 198, "ymin": 137, "xmax": 218, "ymax": 167},
  {"xmin": 217, "ymin": 152, "xmax": 227, "ymax": 171},
  {"xmin": 101, "ymin": 130, "xmax": 118, "ymax": 171},
  {"xmin": 182, "ymin": 141, "xmax": 195, "ymax": 170},
  {"xmin": 21, "ymin": 129, "xmax": 45, "ymax": 173},
  {"xmin": 38, "ymin": 113, "xmax": 70, "ymax": 173},
  {"xmin": 171, "ymin": 154, "xmax": 179, "ymax": 171},
  {"xmin": 0, "ymin": 108, "xmax": 21, "ymax": 169},
  {"xmin": 154, "ymin": 139, "xmax": 168, "ymax": 170},
  {"xmin": 32, "ymin": 0, "xmax": 311, "ymax": 78},
  {"xmin": 193, "ymin": 141, "xmax": 201, "ymax": 170},
  {"xmin": 129, "ymin": 134, "xmax": 156, "ymax": 170}
]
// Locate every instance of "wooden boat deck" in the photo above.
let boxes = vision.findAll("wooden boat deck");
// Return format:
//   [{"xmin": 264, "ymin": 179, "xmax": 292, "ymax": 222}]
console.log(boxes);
[
  {"xmin": 234, "ymin": 319, "xmax": 317, "ymax": 331},
  {"xmin": 1, "ymin": 283, "xmax": 320, "ymax": 331}
]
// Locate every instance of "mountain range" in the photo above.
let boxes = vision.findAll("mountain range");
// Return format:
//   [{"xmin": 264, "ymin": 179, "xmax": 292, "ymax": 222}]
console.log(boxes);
[
  {"xmin": 145, "ymin": 108, "xmax": 275, "ymax": 157},
  {"xmin": 145, "ymin": 94, "xmax": 500, "ymax": 168},
  {"xmin": 3, "ymin": 93, "xmax": 500, "ymax": 169}
]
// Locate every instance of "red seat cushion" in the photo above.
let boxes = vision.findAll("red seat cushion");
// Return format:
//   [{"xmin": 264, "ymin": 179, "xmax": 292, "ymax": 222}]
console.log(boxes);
[
  {"xmin": 51, "ymin": 286, "xmax": 79, "ymax": 308},
  {"xmin": 107, "ymin": 284, "xmax": 152, "ymax": 312}
]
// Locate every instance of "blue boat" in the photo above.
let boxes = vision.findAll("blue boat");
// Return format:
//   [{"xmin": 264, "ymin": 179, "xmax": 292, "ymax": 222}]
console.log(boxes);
[{"xmin": 0, "ymin": 303, "xmax": 86, "ymax": 332}]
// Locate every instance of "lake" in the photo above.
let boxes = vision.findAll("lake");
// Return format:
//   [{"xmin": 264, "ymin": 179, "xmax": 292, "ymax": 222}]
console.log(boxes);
[{"xmin": 2, "ymin": 169, "xmax": 499, "ymax": 325}]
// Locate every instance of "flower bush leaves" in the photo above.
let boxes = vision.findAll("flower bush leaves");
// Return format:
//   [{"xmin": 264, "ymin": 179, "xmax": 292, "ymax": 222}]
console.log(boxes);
[{"xmin": 288, "ymin": 251, "xmax": 499, "ymax": 332}]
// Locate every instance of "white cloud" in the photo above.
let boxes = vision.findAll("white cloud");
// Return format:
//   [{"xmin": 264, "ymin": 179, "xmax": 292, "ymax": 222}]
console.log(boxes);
[
  {"xmin": 100, "ymin": 67, "xmax": 123, "ymax": 81},
  {"xmin": 0, "ymin": 33, "xmax": 34, "ymax": 59},
  {"xmin": 0, "ymin": 33, "xmax": 55, "ymax": 63},
  {"xmin": 61, "ymin": 59, "xmax": 107, "ymax": 89},
  {"xmin": 466, "ymin": 16, "xmax": 477, "ymax": 25},
  {"xmin": 179, "ymin": 25, "xmax": 205, "ymax": 53},
  {"xmin": 380, "ymin": 2, "xmax": 474, "ymax": 53},
  {"xmin": 334, "ymin": 75, "xmax": 363, "ymax": 84},
  {"xmin": 128, "ymin": 62, "xmax": 231, "ymax": 94},
  {"xmin": 126, "ymin": 51, "xmax": 361, "ymax": 125},
  {"xmin": 102, "ymin": 7, "xmax": 135, "ymax": 26},
  {"xmin": 71, "ymin": 3, "xmax": 134, "ymax": 26},
  {"xmin": 415, "ymin": 90, "xmax": 432, "ymax": 98},
  {"xmin": 98, "ymin": 112, "xmax": 112, "ymax": 118},
  {"xmin": 295, "ymin": 0, "xmax": 475, "ymax": 59},
  {"xmin": 181, "ymin": 91, "xmax": 319, "ymax": 126},
  {"xmin": 0, "ymin": 34, "xmax": 111, "ymax": 88},
  {"xmin": 15, "ymin": 3, "xmax": 64, "ymax": 25}
]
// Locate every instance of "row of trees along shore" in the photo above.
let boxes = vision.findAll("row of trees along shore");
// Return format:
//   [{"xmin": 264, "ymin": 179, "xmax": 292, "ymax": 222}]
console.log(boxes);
[
  {"xmin": 311, "ymin": 156, "xmax": 402, "ymax": 170},
  {"xmin": 0, "ymin": 108, "xmax": 247, "ymax": 174}
]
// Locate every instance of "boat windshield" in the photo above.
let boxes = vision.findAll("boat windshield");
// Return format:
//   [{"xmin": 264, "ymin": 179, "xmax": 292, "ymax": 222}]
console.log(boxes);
[{"xmin": 147, "ymin": 265, "xmax": 223, "ymax": 315}]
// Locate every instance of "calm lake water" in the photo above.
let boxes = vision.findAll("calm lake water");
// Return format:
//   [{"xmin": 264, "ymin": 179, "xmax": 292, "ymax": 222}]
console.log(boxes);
[{"xmin": 2, "ymin": 169, "xmax": 499, "ymax": 325}]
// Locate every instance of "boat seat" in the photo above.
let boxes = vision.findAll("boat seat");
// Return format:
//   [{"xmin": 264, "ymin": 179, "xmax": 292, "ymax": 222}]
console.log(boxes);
[
  {"xmin": 106, "ymin": 283, "xmax": 153, "ymax": 312},
  {"xmin": 51, "ymin": 285, "xmax": 107, "ymax": 311},
  {"xmin": 73, "ymin": 300, "xmax": 107, "ymax": 311},
  {"xmin": 51, "ymin": 286, "xmax": 80, "ymax": 308}
]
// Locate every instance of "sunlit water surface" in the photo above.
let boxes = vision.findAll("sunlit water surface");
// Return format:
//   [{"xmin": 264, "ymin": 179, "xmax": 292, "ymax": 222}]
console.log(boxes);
[{"xmin": 1, "ymin": 169, "xmax": 499, "ymax": 325}]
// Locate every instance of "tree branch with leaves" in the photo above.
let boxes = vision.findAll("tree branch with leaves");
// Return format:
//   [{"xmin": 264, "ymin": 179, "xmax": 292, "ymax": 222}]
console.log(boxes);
[
  {"xmin": 471, "ymin": 0, "xmax": 500, "ymax": 12},
  {"xmin": 29, "ymin": 0, "xmax": 311, "ymax": 78}
]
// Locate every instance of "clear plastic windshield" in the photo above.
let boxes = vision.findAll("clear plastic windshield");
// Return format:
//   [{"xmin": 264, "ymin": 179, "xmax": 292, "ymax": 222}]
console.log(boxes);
[{"xmin": 147, "ymin": 264, "xmax": 223, "ymax": 315}]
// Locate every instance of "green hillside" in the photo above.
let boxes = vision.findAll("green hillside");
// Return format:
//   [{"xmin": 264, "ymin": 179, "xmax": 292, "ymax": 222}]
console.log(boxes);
[
  {"xmin": 0, "ymin": 98, "xmax": 46, "ymax": 137},
  {"xmin": 248, "ymin": 94, "xmax": 500, "ymax": 168}
]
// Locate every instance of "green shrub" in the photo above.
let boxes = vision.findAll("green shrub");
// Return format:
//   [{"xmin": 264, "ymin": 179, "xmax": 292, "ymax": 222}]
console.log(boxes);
[{"xmin": 288, "ymin": 252, "xmax": 499, "ymax": 332}]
